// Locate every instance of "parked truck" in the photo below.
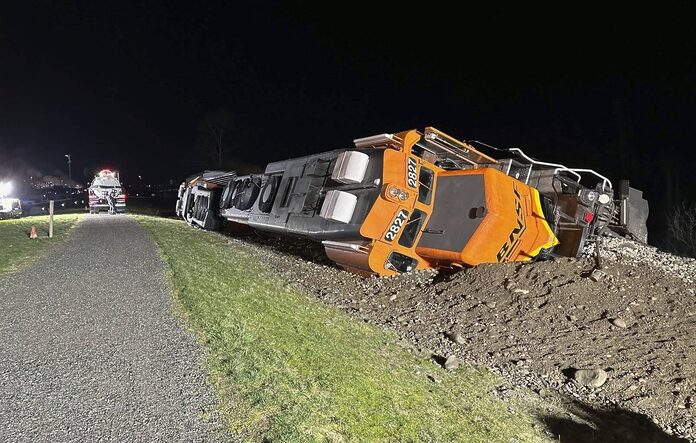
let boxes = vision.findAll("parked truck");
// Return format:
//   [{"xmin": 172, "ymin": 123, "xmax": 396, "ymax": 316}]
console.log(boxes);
[
  {"xmin": 88, "ymin": 169, "xmax": 126, "ymax": 214},
  {"xmin": 0, "ymin": 197, "xmax": 22, "ymax": 219},
  {"xmin": 175, "ymin": 127, "xmax": 648, "ymax": 276}
]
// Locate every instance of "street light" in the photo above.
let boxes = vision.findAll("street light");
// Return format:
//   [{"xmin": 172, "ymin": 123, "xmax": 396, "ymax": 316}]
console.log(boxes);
[{"xmin": 65, "ymin": 154, "xmax": 72, "ymax": 182}]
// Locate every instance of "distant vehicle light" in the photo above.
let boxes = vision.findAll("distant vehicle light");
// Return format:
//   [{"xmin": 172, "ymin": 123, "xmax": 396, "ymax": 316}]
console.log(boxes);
[{"xmin": 98, "ymin": 169, "xmax": 115, "ymax": 178}]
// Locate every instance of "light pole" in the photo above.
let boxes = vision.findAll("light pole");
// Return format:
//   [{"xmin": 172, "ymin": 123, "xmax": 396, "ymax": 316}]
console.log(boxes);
[{"xmin": 65, "ymin": 154, "xmax": 72, "ymax": 182}]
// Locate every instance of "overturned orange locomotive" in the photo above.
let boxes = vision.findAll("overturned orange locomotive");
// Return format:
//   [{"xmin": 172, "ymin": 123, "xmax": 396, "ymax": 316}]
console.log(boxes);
[{"xmin": 176, "ymin": 127, "xmax": 648, "ymax": 276}]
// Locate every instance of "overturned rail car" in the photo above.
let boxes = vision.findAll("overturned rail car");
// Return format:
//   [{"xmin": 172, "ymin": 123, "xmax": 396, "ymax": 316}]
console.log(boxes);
[{"xmin": 175, "ymin": 127, "xmax": 648, "ymax": 276}]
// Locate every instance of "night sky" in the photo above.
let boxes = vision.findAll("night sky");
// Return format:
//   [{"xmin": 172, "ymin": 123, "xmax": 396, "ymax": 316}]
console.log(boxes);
[{"xmin": 1, "ymin": 2, "xmax": 694, "ymax": 240}]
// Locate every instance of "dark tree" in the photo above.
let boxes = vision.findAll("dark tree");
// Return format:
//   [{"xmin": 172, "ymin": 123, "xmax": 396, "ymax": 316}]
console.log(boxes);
[{"xmin": 195, "ymin": 109, "xmax": 236, "ymax": 169}]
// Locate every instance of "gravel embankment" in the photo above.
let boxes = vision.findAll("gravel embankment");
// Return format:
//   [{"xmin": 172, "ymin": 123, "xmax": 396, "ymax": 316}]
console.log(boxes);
[
  {"xmin": 218, "ymin": 230, "xmax": 695, "ymax": 442},
  {"xmin": 585, "ymin": 236, "xmax": 696, "ymax": 283},
  {"xmin": 0, "ymin": 215, "xmax": 229, "ymax": 443}
]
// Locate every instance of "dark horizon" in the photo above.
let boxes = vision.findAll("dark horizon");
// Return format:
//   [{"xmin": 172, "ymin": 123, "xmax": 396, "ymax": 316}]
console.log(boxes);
[{"xmin": 1, "ymin": 2, "xmax": 694, "ymax": 243}]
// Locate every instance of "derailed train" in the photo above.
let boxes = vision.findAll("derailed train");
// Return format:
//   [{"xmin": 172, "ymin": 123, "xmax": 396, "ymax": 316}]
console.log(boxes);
[{"xmin": 175, "ymin": 127, "xmax": 648, "ymax": 276}]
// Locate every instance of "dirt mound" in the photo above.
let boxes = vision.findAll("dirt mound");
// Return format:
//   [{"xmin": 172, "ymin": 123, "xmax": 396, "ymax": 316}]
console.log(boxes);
[{"xmin": 223, "ymin": 232, "xmax": 696, "ymax": 441}]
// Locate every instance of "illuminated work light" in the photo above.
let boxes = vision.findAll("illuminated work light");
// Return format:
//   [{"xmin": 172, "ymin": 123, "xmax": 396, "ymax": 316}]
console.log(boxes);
[{"xmin": 0, "ymin": 181, "xmax": 12, "ymax": 197}]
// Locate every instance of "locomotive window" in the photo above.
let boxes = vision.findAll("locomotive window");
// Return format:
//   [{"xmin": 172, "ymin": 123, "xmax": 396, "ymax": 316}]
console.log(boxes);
[
  {"xmin": 385, "ymin": 251, "xmax": 419, "ymax": 274},
  {"xmin": 417, "ymin": 167, "xmax": 434, "ymax": 205},
  {"xmin": 411, "ymin": 142, "xmax": 427, "ymax": 158},
  {"xmin": 398, "ymin": 209, "xmax": 427, "ymax": 248},
  {"xmin": 410, "ymin": 142, "xmax": 437, "ymax": 163}
]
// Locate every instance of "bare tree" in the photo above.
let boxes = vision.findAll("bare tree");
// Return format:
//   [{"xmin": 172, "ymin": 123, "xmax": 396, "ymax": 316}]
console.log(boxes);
[
  {"xmin": 668, "ymin": 202, "xmax": 696, "ymax": 258},
  {"xmin": 195, "ymin": 109, "xmax": 235, "ymax": 169}
]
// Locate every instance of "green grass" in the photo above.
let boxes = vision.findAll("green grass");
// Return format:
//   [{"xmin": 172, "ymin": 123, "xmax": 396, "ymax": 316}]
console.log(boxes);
[
  {"xmin": 136, "ymin": 215, "xmax": 550, "ymax": 442},
  {"xmin": 0, "ymin": 214, "xmax": 81, "ymax": 274}
]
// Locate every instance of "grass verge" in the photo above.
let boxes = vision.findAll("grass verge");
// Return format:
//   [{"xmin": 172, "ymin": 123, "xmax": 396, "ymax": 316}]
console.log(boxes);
[
  {"xmin": 0, "ymin": 214, "xmax": 81, "ymax": 274},
  {"xmin": 136, "ymin": 215, "xmax": 550, "ymax": 442}
]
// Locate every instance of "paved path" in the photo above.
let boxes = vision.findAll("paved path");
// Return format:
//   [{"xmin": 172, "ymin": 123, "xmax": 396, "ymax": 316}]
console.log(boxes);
[{"xmin": 0, "ymin": 215, "xmax": 228, "ymax": 442}]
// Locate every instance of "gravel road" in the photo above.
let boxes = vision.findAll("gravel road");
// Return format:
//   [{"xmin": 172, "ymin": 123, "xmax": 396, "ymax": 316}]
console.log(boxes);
[{"xmin": 0, "ymin": 215, "xmax": 228, "ymax": 442}]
